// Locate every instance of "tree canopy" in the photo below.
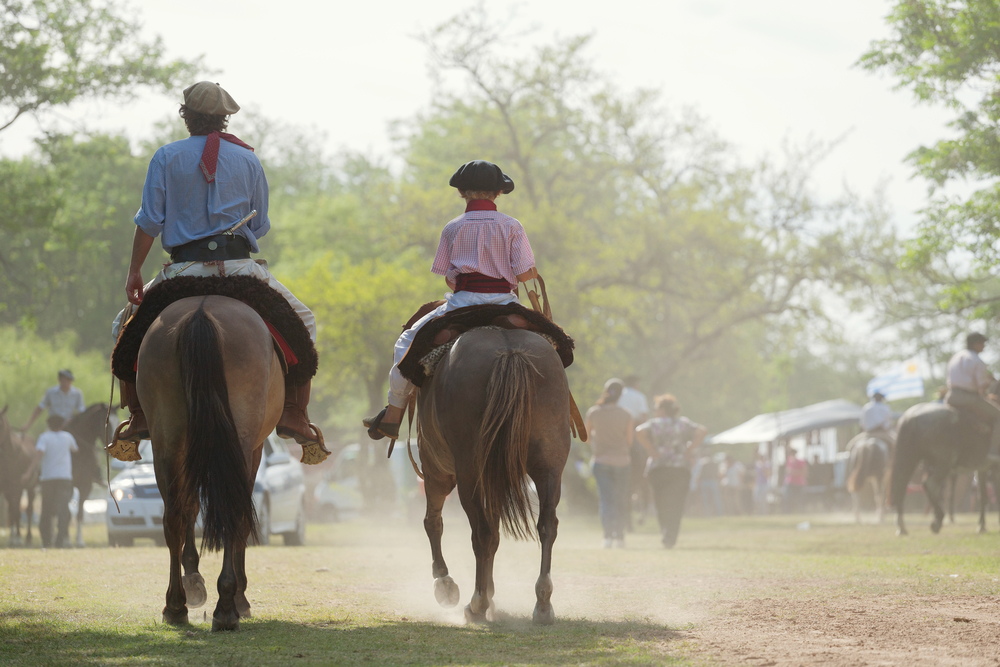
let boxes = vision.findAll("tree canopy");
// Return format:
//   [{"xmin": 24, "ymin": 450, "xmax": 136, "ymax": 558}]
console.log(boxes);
[
  {"xmin": 860, "ymin": 0, "xmax": 1000, "ymax": 315},
  {"xmin": 0, "ymin": 0, "xmax": 198, "ymax": 133}
]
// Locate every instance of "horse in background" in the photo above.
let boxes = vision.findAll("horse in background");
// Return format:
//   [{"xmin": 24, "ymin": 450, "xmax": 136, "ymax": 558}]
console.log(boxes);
[
  {"xmin": 63, "ymin": 403, "xmax": 117, "ymax": 547},
  {"xmin": 137, "ymin": 296, "xmax": 283, "ymax": 630},
  {"xmin": 416, "ymin": 328, "xmax": 571, "ymax": 624},
  {"xmin": 0, "ymin": 406, "xmax": 38, "ymax": 547},
  {"xmin": 889, "ymin": 401, "xmax": 988, "ymax": 535},
  {"xmin": 846, "ymin": 435, "xmax": 891, "ymax": 523}
]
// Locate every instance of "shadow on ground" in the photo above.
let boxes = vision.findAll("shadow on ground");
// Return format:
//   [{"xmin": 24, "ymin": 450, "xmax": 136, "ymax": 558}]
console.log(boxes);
[{"xmin": 0, "ymin": 607, "xmax": 691, "ymax": 667}]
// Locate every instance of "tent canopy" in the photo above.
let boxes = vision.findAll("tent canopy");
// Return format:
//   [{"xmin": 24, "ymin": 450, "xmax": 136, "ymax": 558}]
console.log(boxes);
[{"xmin": 707, "ymin": 399, "xmax": 861, "ymax": 445}]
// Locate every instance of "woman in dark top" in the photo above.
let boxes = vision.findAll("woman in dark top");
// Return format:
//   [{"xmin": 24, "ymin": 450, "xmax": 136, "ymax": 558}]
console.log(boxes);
[
  {"xmin": 635, "ymin": 394, "xmax": 707, "ymax": 548},
  {"xmin": 584, "ymin": 378, "xmax": 634, "ymax": 548}
]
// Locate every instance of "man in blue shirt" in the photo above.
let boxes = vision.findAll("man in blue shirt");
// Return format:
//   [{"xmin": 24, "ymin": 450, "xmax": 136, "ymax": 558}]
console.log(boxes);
[{"xmin": 111, "ymin": 82, "xmax": 321, "ymax": 455}]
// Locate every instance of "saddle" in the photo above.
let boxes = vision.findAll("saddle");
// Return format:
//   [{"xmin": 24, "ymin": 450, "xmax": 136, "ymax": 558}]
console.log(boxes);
[
  {"xmin": 396, "ymin": 301, "xmax": 574, "ymax": 388},
  {"xmin": 395, "ymin": 299, "xmax": 587, "ymax": 443},
  {"xmin": 111, "ymin": 275, "xmax": 318, "ymax": 386}
]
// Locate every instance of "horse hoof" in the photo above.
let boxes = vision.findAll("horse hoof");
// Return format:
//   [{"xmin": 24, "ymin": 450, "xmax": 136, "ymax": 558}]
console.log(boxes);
[
  {"xmin": 464, "ymin": 604, "xmax": 488, "ymax": 625},
  {"xmin": 931, "ymin": 520, "xmax": 943, "ymax": 534},
  {"xmin": 533, "ymin": 602, "xmax": 555, "ymax": 625},
  {"xmin": 896, "ymin": 528, "xmax": 908, "ymax": 537},
  {"xmin": 434, "ymin": 576, "xmax": 460, "ymax": 608},
  {"xmin": 211, "ymin": 614, "xmax": 240, "ymax": 632},
  {"xmin": 162, "ymin": 607, "xmax": 189, "ymax": 626},
  {"xmin": 182, "ymin": 573, "xmax": 207, "ymax": 609},
  {"xmin": 977, "ymin": 525, "xmax": 988, "ymax": 535}
]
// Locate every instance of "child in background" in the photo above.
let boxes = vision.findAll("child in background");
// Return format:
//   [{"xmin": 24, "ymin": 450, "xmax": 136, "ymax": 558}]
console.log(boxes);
[{"xmin": 22, "ymin": 414, "xmax": 78, "ymax": 548}]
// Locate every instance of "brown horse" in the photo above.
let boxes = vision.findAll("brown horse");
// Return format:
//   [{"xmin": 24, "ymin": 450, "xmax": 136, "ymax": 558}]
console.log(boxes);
[
  {"xmin": 846, "ymin": 435, "xmax": 891, "ymax": 523},
  {"xmin": 0, "ymin": 406, "xmax": 37, "ymax": 547},
  {"xmin": 416, "ymin": 328, "xmax": 571, "ymax": 625},
  {"xmin": 137, "ymin": 295, "xmax": 283, "ymax": 631},
  {"xmin": 64, "ymin": 403, "xmax": 117, "ymax": 547}
]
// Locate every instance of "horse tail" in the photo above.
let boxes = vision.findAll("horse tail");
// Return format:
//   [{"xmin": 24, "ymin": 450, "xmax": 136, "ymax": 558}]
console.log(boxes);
[
  {"xmin": 476, "ymin": 347, "xmax": 538, "ymax": 540},
  {"xmin": 888, "ymin": 419, "xmax": 920, "ymax": 510},
  {"xmin": 846, "ymin": 444, "xmax": 863, "ymax": 494},
  {"xmin": 178, "ymin": 305, "xmax": 257, "ymax": 552}
]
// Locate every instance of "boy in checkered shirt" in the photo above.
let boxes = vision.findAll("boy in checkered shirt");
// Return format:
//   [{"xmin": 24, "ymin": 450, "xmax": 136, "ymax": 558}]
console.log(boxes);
[{"xmin": 364, "ymin": 160, "xmax": 537, "ymax": 439}]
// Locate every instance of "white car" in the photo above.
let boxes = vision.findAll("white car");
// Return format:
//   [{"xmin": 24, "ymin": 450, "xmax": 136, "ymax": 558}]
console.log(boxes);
[{"xmin": 107, "ymin": 435, "xmax": 306, "ymax": 547}]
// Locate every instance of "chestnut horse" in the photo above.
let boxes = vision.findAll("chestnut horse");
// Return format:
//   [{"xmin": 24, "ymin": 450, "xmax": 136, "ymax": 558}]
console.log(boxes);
[
  {"xmin": 416, "ymin": 328, "xmax": 571, "ymax": 625},
  {"xmin": 138, "ymin": 295, "xmax": 283, "ymax": 630},
  {"xmin": 0, "ymin": 406, "xmax": 37, "ymax": 547}
]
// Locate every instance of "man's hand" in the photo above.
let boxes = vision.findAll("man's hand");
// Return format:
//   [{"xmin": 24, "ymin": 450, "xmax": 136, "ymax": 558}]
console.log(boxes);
[{"xmin": 125, "ymin": 270, "xmax": 145, "ymax": 305}]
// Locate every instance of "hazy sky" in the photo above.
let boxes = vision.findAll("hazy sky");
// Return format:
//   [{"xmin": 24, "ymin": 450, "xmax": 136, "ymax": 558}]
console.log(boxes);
[{"xmin": 2, "ymin": 0, "xmax": 955, "ymax": 233}]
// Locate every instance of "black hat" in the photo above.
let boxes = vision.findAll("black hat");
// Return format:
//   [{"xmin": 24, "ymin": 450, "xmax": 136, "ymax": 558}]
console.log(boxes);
[{"xmin": 449, "ymin": 160, "xmax": 515, "ymax": 194}]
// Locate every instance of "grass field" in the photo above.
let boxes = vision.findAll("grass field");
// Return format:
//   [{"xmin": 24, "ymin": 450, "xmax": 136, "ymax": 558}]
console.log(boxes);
[{"xmin": 2, "ymin": 508, "xmax": 1000, "ymax": 666}]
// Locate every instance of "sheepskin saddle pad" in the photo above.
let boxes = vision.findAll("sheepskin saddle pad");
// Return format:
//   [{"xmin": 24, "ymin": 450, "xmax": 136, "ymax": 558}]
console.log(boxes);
[
  {"xmin": 111, "ymin": 275, "xmax": 318, "ymax": 386},
  {"xmin": 396, "ymin": 301, "xmax": 574, "ymax": 388}
]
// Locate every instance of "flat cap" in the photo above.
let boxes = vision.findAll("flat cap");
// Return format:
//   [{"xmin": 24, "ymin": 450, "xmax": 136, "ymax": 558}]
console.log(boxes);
[
  {"xmin": 58, "ymin": 369, "xmax": 74, "ymax": 380},
  {"xmin": 183, "ymin": 81, "xmax": 240, "ymax": 116},
  {"xmin": 449, "ymin": 160, "xmax": 514, "ymax": 194}
]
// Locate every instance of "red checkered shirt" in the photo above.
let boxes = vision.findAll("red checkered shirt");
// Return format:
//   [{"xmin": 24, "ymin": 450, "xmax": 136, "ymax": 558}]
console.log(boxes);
[{"xmin": 431, "ymin": 206, "xmax": 535, "ymax": 286}]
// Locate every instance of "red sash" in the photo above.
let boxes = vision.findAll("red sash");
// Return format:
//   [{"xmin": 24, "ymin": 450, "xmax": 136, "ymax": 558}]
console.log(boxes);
[{"xmin": 454, "ymin": 272, "xmax": 514, "ymax": 294}]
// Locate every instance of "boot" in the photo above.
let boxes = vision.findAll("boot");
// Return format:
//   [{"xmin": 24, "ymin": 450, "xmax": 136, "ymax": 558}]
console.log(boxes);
[
  {"xmin": 277, "ymin": 379, "xmax": 330, "ymax": 465},
  {"xmin": 105, "ymin": 380, "xmax": 146, "ymax": 462}
]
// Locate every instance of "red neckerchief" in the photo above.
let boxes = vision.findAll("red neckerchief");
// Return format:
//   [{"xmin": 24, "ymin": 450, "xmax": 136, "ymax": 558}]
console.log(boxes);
[
  {"xmin": 465, "ymin": 199, "xmax": 497, "ymax": 212},
  {"xmin": 199, "ymin": 131, "xmax": 254, "ymax": 183}
]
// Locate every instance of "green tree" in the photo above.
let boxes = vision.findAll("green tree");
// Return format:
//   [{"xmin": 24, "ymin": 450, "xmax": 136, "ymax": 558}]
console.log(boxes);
[
  {"xmin": 1, "ymin": 0, "xmax": 198, "ymax": 133},
  {"xmin": 860, "ymin": 1, "xmax": 1000, "ymax": 308}
]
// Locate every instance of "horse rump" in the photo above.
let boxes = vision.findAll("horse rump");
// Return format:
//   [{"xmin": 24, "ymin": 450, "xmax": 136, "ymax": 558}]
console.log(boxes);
[
  {"xmin": 178, "ymin": 305, "xmax": 258, "ymax": 552},
  {"xmin": 476, "ymin": 347, "xmax": 538, "ymax": 540}
]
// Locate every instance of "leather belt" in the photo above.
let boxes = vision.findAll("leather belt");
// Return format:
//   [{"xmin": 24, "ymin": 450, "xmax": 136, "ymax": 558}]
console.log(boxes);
[
  {"xmin": 454, "ymin": 272, "xmax": 515, "ymax": 293},
  {"xmin": 170, "ymin": 234, "xmax": 250, "ymax": 263}
]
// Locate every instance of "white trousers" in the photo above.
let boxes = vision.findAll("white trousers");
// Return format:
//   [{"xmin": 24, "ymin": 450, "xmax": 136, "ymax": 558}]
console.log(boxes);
[
  {"xmin": 111, "ymin": 259, "xmax": 316, "ymax": 342},
  {"xmin": 387, "ymin": 290, "xmax": 519, "ymax": 408}
]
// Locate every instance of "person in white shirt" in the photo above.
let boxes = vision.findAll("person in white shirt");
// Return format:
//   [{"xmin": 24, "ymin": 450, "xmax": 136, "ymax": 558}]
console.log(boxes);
[
  {"xmin": 21, "ymin": 415, "xmax": 79, "ymax": 548},
  {"xmin": 945, "ymin": 332, "xmax": 1000, "ymax": 459},
  {"xmin": 859, "ymin": 392, "xmax": 896, "ymax": 447}
]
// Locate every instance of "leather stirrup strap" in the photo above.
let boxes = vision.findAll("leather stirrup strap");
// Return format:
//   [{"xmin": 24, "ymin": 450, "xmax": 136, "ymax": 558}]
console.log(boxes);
[
  {"xmin": 569, "ymin": 390, "xmax": 588, "ymax": 442},
  {"xmin": 526, "ymin": 273, "xmax": 552, "ymax": 321},
  {"xmin": 404, "ymin": 394, "xmax": 423, "ymax": 480}
]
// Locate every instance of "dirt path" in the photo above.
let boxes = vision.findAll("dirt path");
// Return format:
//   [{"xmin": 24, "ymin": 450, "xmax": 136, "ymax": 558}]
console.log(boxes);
[{"xmin": 694, "ymin": 595, "xmax": 1000, "ymax": 666}]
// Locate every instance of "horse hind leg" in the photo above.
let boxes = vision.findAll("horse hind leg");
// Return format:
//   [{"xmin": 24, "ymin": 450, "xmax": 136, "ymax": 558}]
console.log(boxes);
[
  {"xmin": 234, "ymin": 543, "xmax": 251, "ymax": 619},
  {"xmin": 531, "ymin": 470, "xmax": 560, "ymax": 626},
  {"xmin": 212, "ymin": 540, "xmax": 241, "ymax": 631},
  {"xmin": 978, "ymin": 470, "xmax": 989, "ymax": 534},
  {"xmin": 181, "ymin": 518, "xmax": 207, "ymax": 608},
  {"xmin": 872, "ymin": 477, "xmax": 884, "ymax": 524},
  {"xmin": 424, "ymin": 471, "xmax": 460, "ymax": 608},
  {"xmin": 161, "ymin": 506, "xmax": 190, "ymax": 625},
  {"xmin": 457, "ymin": 484, "xmax": 499, "ymax": 624}
]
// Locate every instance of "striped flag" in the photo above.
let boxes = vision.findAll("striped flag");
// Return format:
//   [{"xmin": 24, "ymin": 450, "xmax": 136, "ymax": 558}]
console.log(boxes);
[{"xmin": 866, "ymin": 358, "xmax": 925, "ymax": 401}]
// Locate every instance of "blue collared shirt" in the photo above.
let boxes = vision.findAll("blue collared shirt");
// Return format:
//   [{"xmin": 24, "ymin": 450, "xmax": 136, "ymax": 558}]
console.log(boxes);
[{"xmin": 134, "ymin": 135, "xmax": 270, "ymax": 252}]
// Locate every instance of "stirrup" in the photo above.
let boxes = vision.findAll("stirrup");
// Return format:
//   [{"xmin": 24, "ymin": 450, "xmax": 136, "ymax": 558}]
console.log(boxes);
[
  {"xmin": 364, "ymin": 408, "xmax": 399, "ymax": 441},
  {"xmin": 106, "ymin": 421, "xmax": 142, "ymax": 462},
  {"xmin": 299, "ymin": 423, "xmax": 331, "ymax": 465}
]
